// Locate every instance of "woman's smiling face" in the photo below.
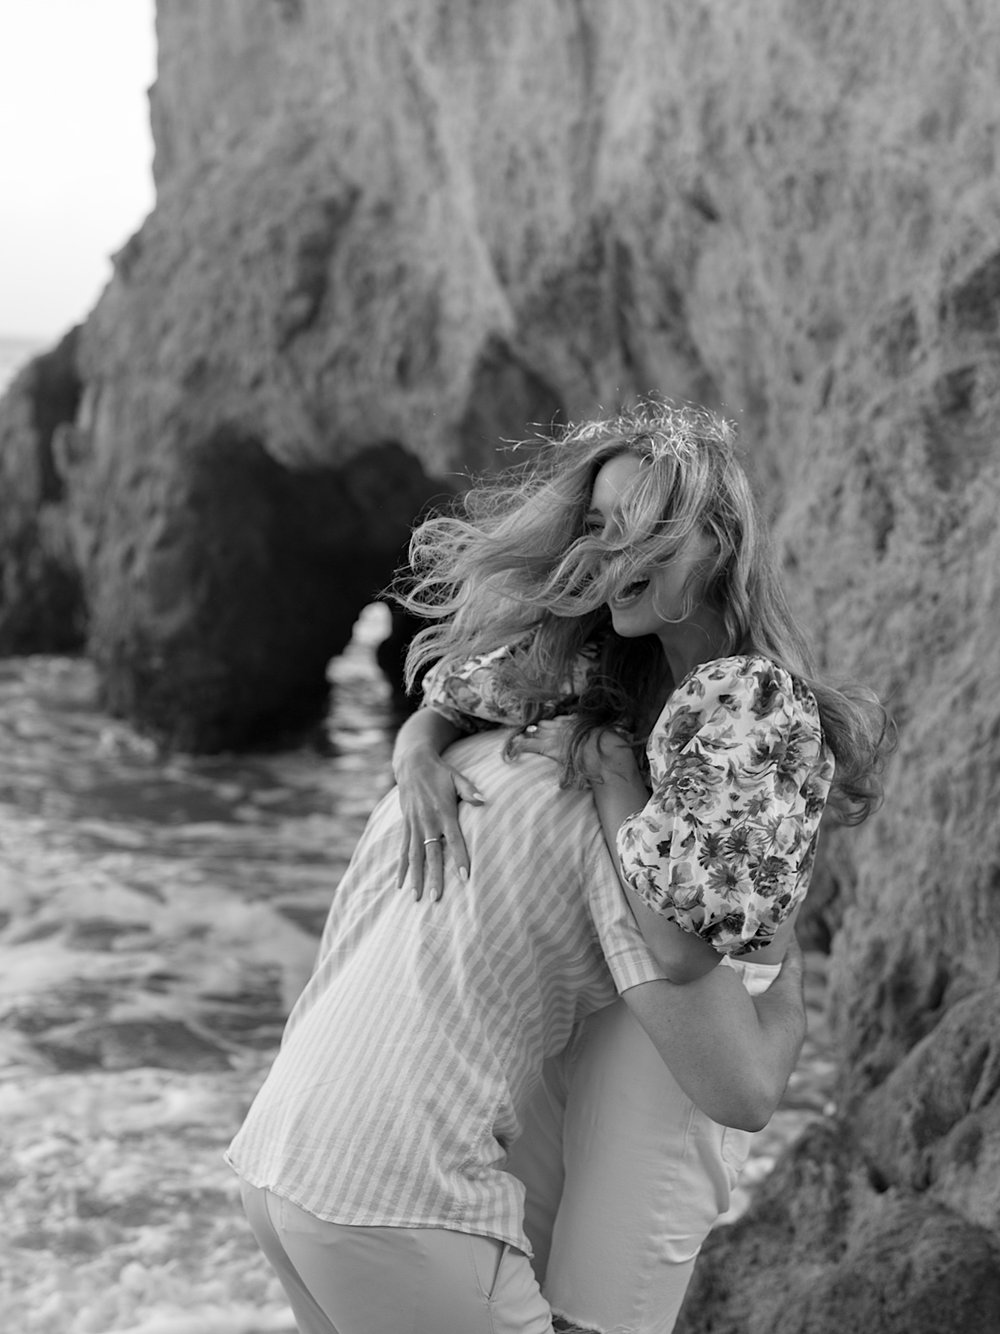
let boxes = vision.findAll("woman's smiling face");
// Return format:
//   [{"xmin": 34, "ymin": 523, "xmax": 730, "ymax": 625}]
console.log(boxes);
[{"xmin": 586, "ymin": 452, "xmax": 718, "ymax": 650}]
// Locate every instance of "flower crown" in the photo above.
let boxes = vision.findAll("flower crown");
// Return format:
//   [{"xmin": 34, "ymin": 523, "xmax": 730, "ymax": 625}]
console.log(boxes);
[{"xmin": 633, "ymin": 403, "xmax": 736, "ymax": 467}]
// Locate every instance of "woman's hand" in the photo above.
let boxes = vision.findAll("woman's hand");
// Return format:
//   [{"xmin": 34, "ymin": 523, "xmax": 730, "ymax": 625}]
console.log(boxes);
[
  {"xmin": 394, "ymin": 746, "xmax": 484, "ymax": 902},
  {"xmin": 513, "ymin": 718, "xmax": 638, "ymax": 784},
  {"xmin": 508, "ymin": 718, "xmax": 571, "ymax": 764}
]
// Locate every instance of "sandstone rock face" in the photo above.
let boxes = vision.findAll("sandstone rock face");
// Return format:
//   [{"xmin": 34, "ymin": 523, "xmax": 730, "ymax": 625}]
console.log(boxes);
[
  {"xmin": 1, "ymin": 1, "xmax": 999, "ymax": 1323},
  {"xmin": 674, "ymin": 1121, "xmax": 1000, "ymax": 1334},
  {"xmin": 0, "ymin": 329, "xmax": 86, "ymax": 653}
]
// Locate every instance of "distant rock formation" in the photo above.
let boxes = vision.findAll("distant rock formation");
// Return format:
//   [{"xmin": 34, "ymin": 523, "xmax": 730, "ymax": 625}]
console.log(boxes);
[
  {"xmin": 0, "ymin": 2, "xmax": 999, "ymax": 1324},
  {"xmin": 0, "ymin": 327, "xmax": 86, "ymax": 654}
]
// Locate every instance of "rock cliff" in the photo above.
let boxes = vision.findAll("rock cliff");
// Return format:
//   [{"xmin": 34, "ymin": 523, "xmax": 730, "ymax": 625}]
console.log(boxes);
[
  {"xmin": 0, "ymin": 328, "xmax": 86, "ymax": 654},
  {"xmin": 1, "ymin": 1, "xmax": 999, "ymax": 1325}
]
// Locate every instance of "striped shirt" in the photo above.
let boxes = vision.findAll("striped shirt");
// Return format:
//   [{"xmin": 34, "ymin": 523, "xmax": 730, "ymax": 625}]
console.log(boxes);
[{"xmin": 226, "ymin": 729, "xmax": 666, "ymax": 1253}]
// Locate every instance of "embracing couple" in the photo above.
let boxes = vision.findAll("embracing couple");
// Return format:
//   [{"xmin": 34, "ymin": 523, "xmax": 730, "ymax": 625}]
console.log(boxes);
[{"xmin": 227, "ymin": 399, "xmax": 888, "ymax": 1334}]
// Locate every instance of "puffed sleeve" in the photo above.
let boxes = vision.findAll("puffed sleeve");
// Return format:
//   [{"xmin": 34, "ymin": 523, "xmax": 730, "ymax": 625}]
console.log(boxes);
[
  {"xmin": 616, "ymin": 656, "xmax": 835, "ymax": 957},
  {"xmin": 422, "ymin": 637, "xmax": 597, "ymax": 732},
  {"xmin": 421, "ymin": 644, "xmax": 532, "ymax": 731}
]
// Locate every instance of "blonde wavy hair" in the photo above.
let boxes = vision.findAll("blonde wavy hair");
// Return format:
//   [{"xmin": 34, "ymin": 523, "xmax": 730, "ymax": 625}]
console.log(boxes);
[{"xmin": 398, "ymin": 399, "xmax": 889, "ymax": 823}]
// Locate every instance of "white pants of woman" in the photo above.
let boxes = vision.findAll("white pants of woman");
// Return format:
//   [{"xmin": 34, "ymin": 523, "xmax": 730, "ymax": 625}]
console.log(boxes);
[
  {"xmin": 239, "ymin": 1180, "xmax": 556, "ymax": 1334},
  {"xmin": 506, "ymin": 962, "xmax": 775, "ymax": 1334},
  {"xmin": 241, "ymin": 962, "xmax": 771, "ymax": 1334}
]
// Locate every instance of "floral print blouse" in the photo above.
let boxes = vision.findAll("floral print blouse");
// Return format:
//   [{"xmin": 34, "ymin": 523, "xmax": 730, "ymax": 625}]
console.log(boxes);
[
  {"xmin": 423, "ymin": 648, "xmax": 835, "ymax": 957},
  {"xmin": 422, "ymin": 642, "xmax": 589, "ymax": 732}
]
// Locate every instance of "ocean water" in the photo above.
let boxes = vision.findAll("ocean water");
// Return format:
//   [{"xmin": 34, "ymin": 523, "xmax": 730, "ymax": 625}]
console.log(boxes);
[
  {"xmin": 0, "ymin": 333, "xmax": 46, "ymax": 396},
  {"xmin": 1, "ymin": 605, "xmax": 399, "ymax": 1333},
  {"xmin": 0, "ymin": 522, "xmax": 838, "ymax": 1326},
  {"xmin": 0, "ymin": 600, "xmax": 838, "ymax": 1332}
]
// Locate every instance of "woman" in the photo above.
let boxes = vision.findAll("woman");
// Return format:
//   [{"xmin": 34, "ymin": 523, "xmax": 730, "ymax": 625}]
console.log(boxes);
[
  {"xmin": 227, "ymin": 401, "xmax": 884, "ymax": 1333},
  {"xmin": 392, "ymin": 400, "xmax": 887, "ymax": 1333}
]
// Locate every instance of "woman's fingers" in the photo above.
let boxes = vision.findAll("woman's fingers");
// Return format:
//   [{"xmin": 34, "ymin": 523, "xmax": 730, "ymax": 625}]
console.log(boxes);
[
  {"xmin": 451, "ymin": 769, "xmax": 485, "ymax": 807},
  {"xmin": 419, "ymin": 832, "xmax": 445, "ymax": 902},
  {"xmin": 435, "ymin": 766, "xmax": 480, "ymax": 889},
  {"xmin": 396, "ymin": 844, "xmax": 410, "ymax": 892},
  {"xmin": 397, "ymin": 811, "xmax": 426, "ymax": 891},
  {"xmin": 414, "ymin": 827, "xmax": 471, "ymax": 902},
  {"xmin": 434, "ymin": 816, "xmax": 467, "ymax": 891},
  {"xmin": 398, "ymin": 807, "xmax": 432, "ymax": 898},
  {"xmin": 512, "ymin": 719, "xmax": 567, "ymax": 761},
  {"xmin": 401, "ymin": 816, "xmax": 444, "ymax": 902},
  {"xmin": 405, "ymin": 824, "xmax": 426, "ymax": 900},
  {"xmin": 396, "ymin": 764, "xmax": 484, "ymax": 901}
]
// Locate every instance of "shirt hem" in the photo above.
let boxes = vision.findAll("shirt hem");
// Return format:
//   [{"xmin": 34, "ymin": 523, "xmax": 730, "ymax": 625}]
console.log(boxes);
[{"xmin": 227, "ymin": 1162, "xmax": 532, "ymax": 1256}]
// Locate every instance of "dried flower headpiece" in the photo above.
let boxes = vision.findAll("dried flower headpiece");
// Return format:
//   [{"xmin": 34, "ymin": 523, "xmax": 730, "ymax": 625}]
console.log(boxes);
[{"xmin": 626, "ymin": 403, "xmax": 736, "ymax": 469}]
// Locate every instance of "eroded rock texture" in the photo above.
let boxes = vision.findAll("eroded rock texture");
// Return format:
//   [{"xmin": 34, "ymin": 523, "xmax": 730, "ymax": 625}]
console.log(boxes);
[
  {"xmin": 0, "ymin": 328, "xmax": 86, "ymax": 653},
  {"xmin": 0, "ymin": 2, "xmax": 999, "ymax": 1324},
  {"xmin": 674, "ymin": 1120, "xmax": 1000, "ymax": 1334}
]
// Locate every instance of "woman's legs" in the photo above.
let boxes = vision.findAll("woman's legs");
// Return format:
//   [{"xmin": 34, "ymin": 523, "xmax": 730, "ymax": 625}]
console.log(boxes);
[
  {"xmin": 507, "ymin": 998, "xmax": 750, "ymax": 1334},
  {"xmin": 240, "ymin": 1181, "xmax": 556, "ymax": 1334}
]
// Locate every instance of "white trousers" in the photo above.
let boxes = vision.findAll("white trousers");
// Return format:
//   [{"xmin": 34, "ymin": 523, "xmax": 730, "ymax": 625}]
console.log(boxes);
[
  {"xmin": 506, "ymin": 960, "xmax": 776, "ymax": 1334},
  {"xmin": 242, "ymin": 962, "xmax": 773, "ymax": 1334},
  {"xmin": 240, "ymin": 1181, "xmax": 556, "ymax": 1334}
]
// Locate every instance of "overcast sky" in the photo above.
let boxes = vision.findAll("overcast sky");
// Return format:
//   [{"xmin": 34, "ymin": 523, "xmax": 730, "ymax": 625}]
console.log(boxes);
[{"xmin": 0, "ymin": 0, "xmax": 156, "ymax": 341}]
